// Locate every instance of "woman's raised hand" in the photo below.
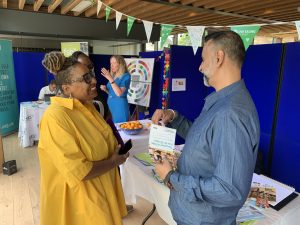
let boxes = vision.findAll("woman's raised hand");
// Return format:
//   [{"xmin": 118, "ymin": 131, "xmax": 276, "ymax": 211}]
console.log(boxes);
[{"xmin": 101, "ymin": 68, "xmax": 113, "ymax": 82}]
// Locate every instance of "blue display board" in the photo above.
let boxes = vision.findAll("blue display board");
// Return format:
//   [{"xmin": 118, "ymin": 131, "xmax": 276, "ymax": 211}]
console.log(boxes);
[
  {"xmin": 169, "ymin": 45, "xmax": 207, "ymax": 121},
  {"xmin": 271, "ymin": 42, "xmax": 300, "ymax": 191},
  {"xmin": 242, "ymin": 44, "xmax": 283, "ymax": 172},
  {"xmin": 168, "ymin": 45, "xmax": 207, "ymax": 144},
  {"xmin": 13, "ymin": 52, "xmax": 50, "ymax": 103}
]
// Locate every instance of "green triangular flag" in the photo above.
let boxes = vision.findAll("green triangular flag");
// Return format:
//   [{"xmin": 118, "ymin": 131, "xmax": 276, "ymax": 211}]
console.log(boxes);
[
  {"xmin": 127, "ymin": 16, "xmax": 135, "ymax": 36},
  {"xmin": 160, "ymin": 24, "xmax": 175, "ymax": 48},
  {"xmin": 105, "ymin": 6, "xmax": 111, "ymax": 22},
  {"xmin": 231, "ymin": 25, "xmax": 260, "ymax": 50}
]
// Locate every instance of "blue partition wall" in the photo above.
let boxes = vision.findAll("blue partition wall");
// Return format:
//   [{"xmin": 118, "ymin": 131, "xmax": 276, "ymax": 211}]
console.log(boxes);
[
  {"xmin": 139, "ymin": 51, "xmax": 164, "ymax": 117},
  {"xmin": 169, "ymin": 45, "xmax": 207, "ymax": 120},
  {"xmin": 13, "ymin": 52, "xmax": 54, "ymax": 103},
  {"xmin": 242, "ymin": 44, "xmax": 283, "ymax": 172},
  {"xmin": 271, "ymin": 42, "xmax": 300, "ymax": 191},
  {"xmin": 168, "ymin": 45, "xmax": 207, "ymax": 144}
]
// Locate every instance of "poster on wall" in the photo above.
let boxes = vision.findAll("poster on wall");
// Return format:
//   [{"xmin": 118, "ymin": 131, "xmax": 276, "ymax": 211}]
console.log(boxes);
[
  {"xmin": 172, "ymin": 78, "xmax": 186, "ymax": 91},
  {"xmin": 61, "ymin": 42, "xmax": 89, "ymax": 57},
  {"xmin": 125, "ymin": 58, "xmax": 154, "ymax": 107},
  {"xmin": 0, "ymin": 40, "xmax": 19, "ymax": 136}
]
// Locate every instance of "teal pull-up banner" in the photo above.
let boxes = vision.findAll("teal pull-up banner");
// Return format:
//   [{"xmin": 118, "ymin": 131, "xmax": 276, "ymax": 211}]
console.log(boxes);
[{"xmin": 0, "ymin": 40, "xmax": 19, "ymax": 136}]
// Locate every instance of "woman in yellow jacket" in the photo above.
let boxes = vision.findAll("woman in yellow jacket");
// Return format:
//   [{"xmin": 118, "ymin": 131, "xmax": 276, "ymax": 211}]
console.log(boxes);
[{"xmin": 39, "ymin": 51, "xmax": 128, "ymax": 225}]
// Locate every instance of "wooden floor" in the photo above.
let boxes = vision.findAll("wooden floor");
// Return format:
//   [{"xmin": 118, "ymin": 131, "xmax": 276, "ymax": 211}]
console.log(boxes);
[{"xmin": 0, "ymin": 133, "xmax": 168, "ymax": 225}]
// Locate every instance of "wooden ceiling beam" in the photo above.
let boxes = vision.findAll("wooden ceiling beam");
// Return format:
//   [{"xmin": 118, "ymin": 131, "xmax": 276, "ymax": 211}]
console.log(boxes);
[
  {"xmin": 34, "ymin": 0, "xmax": 45, "ymax": 11},
  {"xmin": 19, "ymin": 0, "xmax": 25, "ymax": 10},
  {"xmin": 140, "ymin": 0, "xmax": 281, "ymax": 23},
  {"xmin": 180, "ymin": 0, "xmax": 197, "ymax": 5},
  {"xmin": 152, "ymin": 11, "xmax": 195, "ymax": 24},
  {"xmin": 192, "ymin": 0, "xmax": 218, "ymax": 7},
  {"xmin": 111, "ymin": 1, "xmax": 145, "ymax": 20},
  {"xmin": 203, "ymin": 0, "xmax": 243, "ymax": 9},
  {"xmin": 2, "ymin": 0, "xmax": 7, "ymax": 8},
  {"xmin": 126, "ymin": 4, "xmax": 165, "ymax": 19},
  {"xmin": 144, "ymin": 7, "xmax": 187, "ymax": 21},
  {"xmin": 61, "ymin": 0, "xmax": 83, "ymax": 15},
  {"xmin": 241, "ymin": 2, "xmax": 299, "ymax": 15},
  {"xmin": 218, "ymin": 0, "xmax": 272, "ymax": 11},
  {"xmin": 166, "ymin": 14, "xmax": 256, "ymax": 27},
  {"xmin": 84, "ymin": 0, "xmax": 120, "ymax": 18},
  {"xmin": 261, "ymin": 11, "xmax": 300, "ymax": 20},
  {"xmin": 268, "ymin": 14, "xmax": 300, "ymax": 21},
  {"xmin": 48, "ymin": 0, "xmax": 63, "ymax": 13},
  {"xmin": 222, "ymin": 0, "xmax": 297, "ymax": 14}
]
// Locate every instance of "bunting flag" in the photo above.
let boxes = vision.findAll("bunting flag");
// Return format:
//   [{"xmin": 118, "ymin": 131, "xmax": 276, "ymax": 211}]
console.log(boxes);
[
  {"xmin": 127, "ymin": 16, "xmax": 135, "ymax": 36},
  {"xmin": 143, "ymin": 20, "xmax": 154, "ymax": 43},
  {"xmin": 231, "ymin": 25, "xmax": 260, "ymax": 50},
  {"xmin": 160, "ymin": 24, "xmax": 175, "ymax": 48},
  {"xmin": 97, "ymin": 0, "xmax": 102, "ymax": 16},
  {"xmin": 295, "ymin": 21, "xmax": 300, "ymax": 40},
  {"xmin": 105, "ymin": 6, "xmax": 111, "ymax": 22},
  {"xmin": 186, "ymin": 26, "xmax": 205, "ymax": 55},
  {"xmin": 116, "ymin": 11, "xmax": 122, "ymax": 30}
]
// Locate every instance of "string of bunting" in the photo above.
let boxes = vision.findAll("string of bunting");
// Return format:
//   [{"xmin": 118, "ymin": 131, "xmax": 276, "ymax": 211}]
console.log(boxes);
[{"xmin": 97, "ymin": 1, "xmax": 300, "ymax": 53}]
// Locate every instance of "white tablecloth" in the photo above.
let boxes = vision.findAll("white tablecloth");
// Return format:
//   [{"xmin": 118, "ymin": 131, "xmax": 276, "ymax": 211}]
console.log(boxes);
[
  {"xmin": 18, "ymin": 101, "xmax": 49, "ymax": 148},
  {"xmin": 119, "ymin": 119, "xmax": 300, "ymax": 225}
]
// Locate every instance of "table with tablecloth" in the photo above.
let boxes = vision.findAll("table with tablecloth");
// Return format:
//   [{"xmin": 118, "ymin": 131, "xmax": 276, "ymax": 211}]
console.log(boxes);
[
  {"xmin": 18, "ymin": 101, "xmax": 49, "ymax": 148},
  {"xmin": 119, "ymin": 119, "xmax": 300, "ymax": 225}
]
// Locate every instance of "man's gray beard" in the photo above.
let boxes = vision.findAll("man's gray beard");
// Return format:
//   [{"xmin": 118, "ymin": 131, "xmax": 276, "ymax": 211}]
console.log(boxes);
[{"xmin": 203, "ymin": 75, "xmax": 210, "ymax": 87}]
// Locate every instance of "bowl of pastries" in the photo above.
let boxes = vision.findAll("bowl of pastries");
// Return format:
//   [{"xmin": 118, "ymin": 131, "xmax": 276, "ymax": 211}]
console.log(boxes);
[{"xmin": 120, "ymin": 121, "xmax": 143, "ymax": 135}]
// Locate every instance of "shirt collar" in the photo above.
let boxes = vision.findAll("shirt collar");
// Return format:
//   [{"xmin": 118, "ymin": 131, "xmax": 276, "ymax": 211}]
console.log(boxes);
[
  {"xmin": 204, "ymin": 79, "xmax": 245, "ymax": 110},
  {"xmin": 50, "ymin": 96, "xmax": 84, "ymax": 110}
]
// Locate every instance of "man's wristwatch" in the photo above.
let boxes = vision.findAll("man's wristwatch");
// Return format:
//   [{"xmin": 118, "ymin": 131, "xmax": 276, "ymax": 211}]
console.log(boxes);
[{"xmin": 163, "ymin": 170, "xmax": 175, "ymax": 190}]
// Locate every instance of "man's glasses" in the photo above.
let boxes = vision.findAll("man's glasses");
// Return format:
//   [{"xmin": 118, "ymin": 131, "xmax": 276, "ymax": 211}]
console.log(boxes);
[{"xmin": 70, "ymin": 71, "xmax": 95, "ymax": 84}]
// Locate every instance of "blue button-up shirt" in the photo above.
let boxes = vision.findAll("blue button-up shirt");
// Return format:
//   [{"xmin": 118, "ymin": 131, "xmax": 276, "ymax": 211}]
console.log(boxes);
[{"xmin": 168, "ymin": 80, "xmax": 260, "ymax": 225}]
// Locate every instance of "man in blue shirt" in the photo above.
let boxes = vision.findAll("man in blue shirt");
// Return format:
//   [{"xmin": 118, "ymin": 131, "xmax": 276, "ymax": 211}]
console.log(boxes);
[{"xmin": 152, "ymin": 31, "xmax": 260, "ymax": 225}]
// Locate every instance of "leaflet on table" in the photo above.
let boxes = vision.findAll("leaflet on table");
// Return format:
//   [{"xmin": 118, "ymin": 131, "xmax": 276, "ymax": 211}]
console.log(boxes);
[
  {"xmin": 133, "ymin": 152, "xmax": 153, "ymax": 166},
  {"xmin": 148, "ymin": 124, "xmax": 180, "ymax": 169},
  {"xmin": 236, "ymin": 199, "xmax": 265, "ymax": 223},
  {"xmin": 250, "ymin": 173, "xmax": 295, "ymax": 207}
]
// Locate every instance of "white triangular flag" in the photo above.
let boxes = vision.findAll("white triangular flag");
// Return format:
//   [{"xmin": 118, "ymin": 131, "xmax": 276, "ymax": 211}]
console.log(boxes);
[
  {"xmin": 97, "ymin": 0, "xmax": 102, "ymax": 16},
  {"xmin": 186, "ymin": 26, "xmax": 205, "ymax": 55},
  {"xmin": 143, "ymin": 20, "xmax": 153, "ymax": 43},
  {"xmin": 116, "ymin": 11, "xmax": 122, "ymax": 30},
  {"xmin": 295, "ymin": 21, "xmax": 300, "ymax": 40}
]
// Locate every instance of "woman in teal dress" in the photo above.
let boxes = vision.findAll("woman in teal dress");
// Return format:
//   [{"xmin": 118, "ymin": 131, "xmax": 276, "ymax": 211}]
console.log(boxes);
[{"xmin": 100, "ymin": 55, "xmax": 131, "ymax": 123}]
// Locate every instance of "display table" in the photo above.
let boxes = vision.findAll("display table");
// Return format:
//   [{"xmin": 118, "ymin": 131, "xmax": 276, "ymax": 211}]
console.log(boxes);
[
  {"xmin": 119, "ymin": 120, "xmax": 300, "ymax": 225},
  {"xmin": 18, "ymin": 101, "xmax": 49, "ymax": 148}
]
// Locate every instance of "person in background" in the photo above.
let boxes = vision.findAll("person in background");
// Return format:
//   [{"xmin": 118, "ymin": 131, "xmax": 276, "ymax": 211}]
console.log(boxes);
[
  {"xmin": 38, "ymin": 79, "xmax": 57, "ymax": 100},
  {"xmin": 71, "ymin": 51, "xmax": 110, "ymax": 119},
  {"xmin": 100, "ymin": 55, "xmax": 131, "ymax": 123},
  {"xmin": 39, "ymin": 51, "xmax": 129, "ymax": 225},
  {"xmin": 151, "ymin": 31, "xmax": 260, "ymax": 225}
]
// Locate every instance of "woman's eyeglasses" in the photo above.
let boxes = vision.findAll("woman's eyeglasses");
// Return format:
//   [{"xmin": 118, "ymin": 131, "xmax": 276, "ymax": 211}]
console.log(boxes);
[{"xmin": 70, "ymin": 71, "xmax": 95, "ymax": 84}]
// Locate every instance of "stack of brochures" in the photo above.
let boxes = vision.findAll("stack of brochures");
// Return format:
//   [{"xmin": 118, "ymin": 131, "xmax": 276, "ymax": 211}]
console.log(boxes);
[
  {"xmin": 133, "ymin": 152, "xmax": 153, "ymax": 166},
  {"xmin": 236, "ymin": 199, "xmax": 265, "ymax": 223},
  {"xmin": 251, "ymin": 173, "xmax": 298, "ymax": 210}
]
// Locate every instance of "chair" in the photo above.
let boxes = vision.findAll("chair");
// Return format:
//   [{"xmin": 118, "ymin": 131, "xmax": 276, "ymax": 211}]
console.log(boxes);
[{"xmin": 93, "ymin": 100, "xmax": 105, "ymax": 117}]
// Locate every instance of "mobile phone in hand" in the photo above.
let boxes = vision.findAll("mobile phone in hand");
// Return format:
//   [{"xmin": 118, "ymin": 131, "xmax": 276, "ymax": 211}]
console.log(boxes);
[{"xmin": 118, "ymin": 139, "xmax": 132, "ymax": 155}]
